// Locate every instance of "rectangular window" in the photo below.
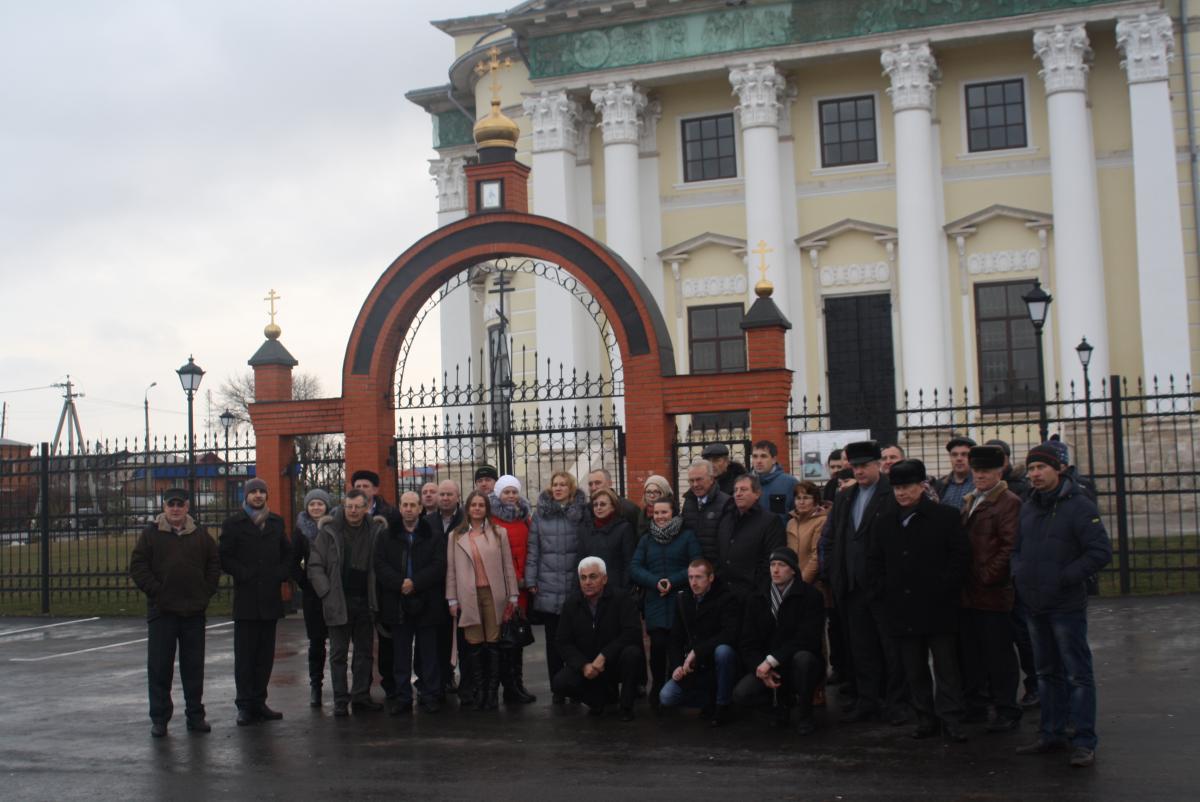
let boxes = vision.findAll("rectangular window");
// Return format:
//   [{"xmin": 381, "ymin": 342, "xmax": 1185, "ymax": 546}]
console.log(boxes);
[
  {"xmin": 818, "ymin": 95, "xmax": 878, "ymax": 168},
  {"xmin": 965, "ymin": 79, "xmax": 1027, "ymax": 152},
  {"xmin": 975, "ymin": 280, "xmax": 1040, "ymax": 407},
  {"xmin": 682, "ymin": 113, "xmax": 737, "ymax": 182},
  {"xmin": 688, "ymin": 303, "xmax": 745, "ymax": 374}
]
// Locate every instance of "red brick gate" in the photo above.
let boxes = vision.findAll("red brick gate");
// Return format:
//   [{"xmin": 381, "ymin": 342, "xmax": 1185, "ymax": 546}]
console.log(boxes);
[{"xmin": 246, "ymin": 155, "xmax": 792, "ymax": 523}]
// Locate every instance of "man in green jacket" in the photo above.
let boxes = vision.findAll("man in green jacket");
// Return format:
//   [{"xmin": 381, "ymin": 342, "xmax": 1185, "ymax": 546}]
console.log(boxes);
[{"xmin": 129, "ymin": 487, "xmax": 220, "ymax": 738}]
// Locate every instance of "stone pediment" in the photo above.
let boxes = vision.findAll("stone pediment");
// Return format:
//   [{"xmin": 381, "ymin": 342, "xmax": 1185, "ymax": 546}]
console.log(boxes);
[
  {"xmin": 944, "ymin": 204, "xmax": 1052, "ymax": 236},
  {"xmin": 658, "ymin": 231, "xmax": 746, "ymax": 260},
  {"xmin": 796, "ymin": 219, "xmax": 897, "ymax": 250}
]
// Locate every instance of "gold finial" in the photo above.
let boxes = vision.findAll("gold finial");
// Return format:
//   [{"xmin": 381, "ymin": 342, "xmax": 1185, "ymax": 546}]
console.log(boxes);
[
  {"xmin": 472, "ymin": 46, "xmax": 520, "ymax": 149},
  {"xmin": 752, "ymin": 240, "xmax": 775, "ymax": 298},
  {"xmin": 264, "ymin": 288, "xmax": 282, "ymax": 340}
]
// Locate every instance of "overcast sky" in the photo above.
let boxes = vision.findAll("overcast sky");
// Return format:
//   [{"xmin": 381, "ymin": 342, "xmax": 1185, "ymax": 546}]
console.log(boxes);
[{"xmin": 0, "ymin": 0, "xmax": 502, "ymax": 447}]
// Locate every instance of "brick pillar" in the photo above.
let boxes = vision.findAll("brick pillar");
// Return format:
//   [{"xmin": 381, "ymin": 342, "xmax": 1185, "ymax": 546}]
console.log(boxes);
[
  {"xmin": 342, "ymin": 374, "xmax": 397, "ymax": 502},
  {"xmin": 622, "ymin": 354, "xmax": 672, "ymax": 505},
  {"xmin": 741, "ymin": 289, "xmax": 794, "ymax": 472},
  {"xmin": 249, "ymin": 336, "xmax": 299, "ymax": 524}
]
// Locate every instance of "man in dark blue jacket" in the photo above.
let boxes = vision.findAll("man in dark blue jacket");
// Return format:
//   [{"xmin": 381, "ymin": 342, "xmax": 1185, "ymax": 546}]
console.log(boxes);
[{"xmin": 1012, "ymin": 444, "xmax": 1111, "ymax": 768}]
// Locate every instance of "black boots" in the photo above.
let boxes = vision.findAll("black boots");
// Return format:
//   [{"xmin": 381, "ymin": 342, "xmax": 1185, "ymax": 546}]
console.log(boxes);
[
  {"xmin": 478, "ymin": 645, "xmax": 500, "ymax": 711},
  {"xmin": 460, "ymin": 644, "xmax": 483, "ymax": 709},
  {"xmin": 501, "ymin": 647, "xmax": 537, "ymax": 705},
  {"xmin": 309, "ymin": 685, "xmax": 322, "ymax": 707}
]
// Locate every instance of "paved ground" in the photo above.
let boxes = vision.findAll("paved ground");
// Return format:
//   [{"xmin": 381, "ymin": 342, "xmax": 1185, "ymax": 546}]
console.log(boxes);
[{"xmin": 1, "ymin": 595, "xmax": 1196, "ymax": 801}]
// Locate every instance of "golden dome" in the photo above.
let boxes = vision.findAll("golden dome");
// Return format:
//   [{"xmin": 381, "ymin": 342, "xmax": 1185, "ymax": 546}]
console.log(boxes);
[
  {"xmin": 474, "ymin": 98, "xmax": 520, "ymax": 150},
  {"xmin": 264, "ymin": 322, "xmax": 282, "ymax": 340}
]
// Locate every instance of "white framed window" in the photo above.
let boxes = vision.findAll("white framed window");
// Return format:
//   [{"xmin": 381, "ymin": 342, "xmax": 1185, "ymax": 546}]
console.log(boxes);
[
  {"xmin": 958, "ymin": 75, "xmax": 1036, "ymax": 158},
  {"xmin": 811, "ymin": 91, "xmax": 885, "ymax": 175},
  {"xmin": 676, "ymin": 110, "xmax": 741, "ymax": 187}
]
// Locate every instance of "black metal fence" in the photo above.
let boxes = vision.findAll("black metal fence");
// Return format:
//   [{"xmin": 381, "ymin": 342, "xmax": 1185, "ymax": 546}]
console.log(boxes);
[
  {"xmin": 786, "ymin": 375, "xmax": 1200, "ymax": 595},
  {"xmin": 0, "ymin": 432, "xmax": 346, "ymax": 615}
]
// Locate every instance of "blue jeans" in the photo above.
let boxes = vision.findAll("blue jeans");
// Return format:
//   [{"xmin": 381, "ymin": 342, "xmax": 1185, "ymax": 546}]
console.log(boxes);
[
  {"xmin": 1026, "ymin": 609, "xmax": 1098, "ymax": 749},
  {"xmin": 659, "ymin": 644, "xmax": 737, "ymax": 708}
]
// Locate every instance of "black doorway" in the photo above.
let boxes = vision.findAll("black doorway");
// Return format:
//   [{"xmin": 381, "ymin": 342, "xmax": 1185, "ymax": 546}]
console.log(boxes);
[{"xmin": 824, "ymin": 293, "xmax": 897, "ymax": 443}]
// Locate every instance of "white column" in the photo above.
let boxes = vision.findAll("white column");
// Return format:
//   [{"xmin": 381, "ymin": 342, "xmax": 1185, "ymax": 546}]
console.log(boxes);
[
  {"xmin": 591, "ymin": 82, "xmax": 647, "ymax": 279},
  {"xmin": 730, "ymin": 63, "xmax": 789, "ymax": 314},
  {"xmin": 430, "ymin": 155, "xmax": 477, "ymax": 382},
  {"xmin": 1034, "ymin": 24, "xmax": 1110, "ymax": 384},
  {"xmin": 1118, "ymin": 13, "xmax": 1190, "ymax": 386},
  {"xmin": 778, "ymin": 82, "xmax": 806, "ymax": 398},
  {"xmin": 882, "ymin": 43, "xmax": 951, "ymax": 395},
  {"xmin": 639, "ymin": 99, "xmax": 666, "ymax": 309}
]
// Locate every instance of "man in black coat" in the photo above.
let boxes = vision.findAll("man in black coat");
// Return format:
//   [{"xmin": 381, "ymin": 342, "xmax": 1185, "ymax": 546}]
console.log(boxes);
[
  {"xmin": 658, "ymin": 558, "xmax": 742, "ymax": 725},
  {"xmin": 375, "ymin": 490, "xmax": 447, "ymax": 715},
  {"xmin": 552, "ymin": 556, "xmax": 644, "ymax": 720},
  {"xmin": 129, "ymin": 487, "xmax": 220, "ymax": 737},
  {"xmin": 823, "ymin": 440, "xmax": 908, "ymax": 724},
  {"xmin": 732, "ymin": 547, "xmax": 825, "ymax": 735},
  {"xmin": 719, "ymin": 475, "xmax": 784, "ymax": 597},
  {"xmin": 425, "ymin": 479, "xmax": 464, "ymax": 697},
  {"xmin": 681, "ymin": 459, "xmax": 735, "ymax": 564},
  {"xmin": 351, "ymin": 469, "xmax": 400, "ymax": 698},
  {"xmin": 218, "ymin": 477, "xmax": 289, "ymax": 726},
  {"xmin": 868, "ymin": 459, "xmax": 970, "ymax": 742},
  {"xmin": 704, "ymin": 443, "xmax": 748, "ymax": 496}
]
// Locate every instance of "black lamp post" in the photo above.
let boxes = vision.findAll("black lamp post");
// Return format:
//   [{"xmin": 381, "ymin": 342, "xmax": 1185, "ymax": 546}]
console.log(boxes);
[
  {"xmin": 176, "ymin": 356, "xmax": 205, "ymax": 499},
  {"xmin": 219, "ymin": 408, "xmax": 235, "ymax": 510},
  {"xmin": 1022, "ymin": 281, "xmax": 1053, "ymax": 442},
  {"xmin": 1075, "ymin": 336, "xmax": 1095, "ymax": 480}
]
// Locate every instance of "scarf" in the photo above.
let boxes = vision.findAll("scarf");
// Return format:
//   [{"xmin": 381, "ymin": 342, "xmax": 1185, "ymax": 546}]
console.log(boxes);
[
  {"xmin": 243, "ymin": 500, "xmax": 269, "ymax": 529},
  {"xmin": 593, "ymin": 512, "xmax": 615, "ymax": 529},
  {"xmin": 295, "ymin": 512, "xmax": 319, "ymax": 541},
  {"xmin": 770, "ymin": 580, "xmax": 793, "ymax": 619},
  {"xmin": 649, "ymin": 515, "xmax": 683, "ymax": 545},
  {"xmin": 489, "ymin": 494, "xmax": 530, "ymax": 524}
]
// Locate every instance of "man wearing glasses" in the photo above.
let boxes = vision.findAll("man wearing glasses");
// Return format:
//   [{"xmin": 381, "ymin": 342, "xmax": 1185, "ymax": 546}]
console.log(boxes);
[{"xmin": 130, "ymin": 487, "xmax": 221, "ymax": 737}]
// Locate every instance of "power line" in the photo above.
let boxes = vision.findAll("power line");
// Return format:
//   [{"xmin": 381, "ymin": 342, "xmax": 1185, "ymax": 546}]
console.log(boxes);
[{"xmin": 0, "ymin": 384, "xmax": 57, "ymax": 395}]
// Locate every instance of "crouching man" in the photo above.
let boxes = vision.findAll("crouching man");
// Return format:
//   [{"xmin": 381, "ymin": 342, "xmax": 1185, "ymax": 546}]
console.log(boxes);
[
  {"xmin": 732, "ymin": 548, "xmax": 825, "ymax": 735},
  {"xmin": 659, "ymin": 558, "xmax": 742, "ymax": 726},
  {"xmin": 552, "ymin": 557, "xmax": 644, "ymax": 721}
]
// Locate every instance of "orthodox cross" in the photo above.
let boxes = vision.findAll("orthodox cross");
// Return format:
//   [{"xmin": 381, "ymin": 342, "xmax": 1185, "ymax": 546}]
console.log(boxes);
[
  {"xmin": 488, "ymin": 270, "xmax": 515, "ymax": 333},
  {"xmin": 474, "ymin": 46, "xmax": 513, "ymax": 104},
  {"xmin": 752, "ymin": 240, "xmax": 774, "ymax": 284},
  {"xmin": 264, "ymin": 289, "xmax": 281, "ymax": 326}
]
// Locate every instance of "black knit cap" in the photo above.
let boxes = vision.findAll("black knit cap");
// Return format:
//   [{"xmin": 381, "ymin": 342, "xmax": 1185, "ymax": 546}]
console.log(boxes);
[
  {"xmin": 946, "ymin": 435, "xmax": 977, "ymax": 451},
  {"xmin": 968, "ymin": 445, "xmax": 1006, "ymax": 470},
  {"xmin": 768, "ymin": 547, "xmax": 800, "ymax": 575},
  {"xmin": 351, "ymin": 470, "xmax": 381, "ymax": 487},
  {"xmin": 474, "ymin": 464, "xmax": 499, "ymax": 481},
  {"xmin": 888, "ymin": 459, "xmax": 927, "ymax": 486}
]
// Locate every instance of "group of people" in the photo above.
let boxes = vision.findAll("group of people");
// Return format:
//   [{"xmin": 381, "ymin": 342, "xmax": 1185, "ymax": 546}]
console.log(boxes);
[{"xmin": 128, "ymin": 434, "xmax": 1111, "ymax": 769}]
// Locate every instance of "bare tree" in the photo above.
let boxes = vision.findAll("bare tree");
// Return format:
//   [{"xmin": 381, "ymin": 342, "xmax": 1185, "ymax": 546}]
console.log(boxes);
[{"xmin": 217, "ymin": 371, "xmax": 344, "ymax": 501}]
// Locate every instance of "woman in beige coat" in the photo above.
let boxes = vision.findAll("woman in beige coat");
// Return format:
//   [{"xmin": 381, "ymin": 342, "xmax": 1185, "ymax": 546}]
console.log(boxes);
[
  {"xmin": 447, "ymin": 490, "xmax": 519, "ymax": 710},
  {"xmin": 786, "ymin": 480, "xmax": 831, "ymax": 706}
]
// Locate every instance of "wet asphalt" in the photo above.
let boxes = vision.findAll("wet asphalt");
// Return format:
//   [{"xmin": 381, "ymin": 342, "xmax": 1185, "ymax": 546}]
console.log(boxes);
[{"xmin": 0, "ymin": 594, "xmax": 1195, "ymax": 801}]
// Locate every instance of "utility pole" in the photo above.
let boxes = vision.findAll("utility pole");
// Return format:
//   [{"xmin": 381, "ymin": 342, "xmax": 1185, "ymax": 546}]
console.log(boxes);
[
  {"xmin": 144, "ymin": 382, "xmax": 157, "ymax": 513},
  {"xmin": 1, "ymin": 401, "xmax": 7, "ymax": 438},
  {"xmin": 50, "ymin": 376, "xmax": 93, "ymax": 525}
]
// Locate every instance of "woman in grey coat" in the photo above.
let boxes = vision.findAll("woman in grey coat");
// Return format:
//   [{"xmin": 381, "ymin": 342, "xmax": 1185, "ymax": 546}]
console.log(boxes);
[{"xmin": 525, "ymin": 470, "xmax": 587, "ymax": 702}]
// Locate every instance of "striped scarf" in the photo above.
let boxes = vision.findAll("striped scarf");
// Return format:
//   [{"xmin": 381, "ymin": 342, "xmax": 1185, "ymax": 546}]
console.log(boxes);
[{"xmin": 770, "ymin": 580, "xmax": 793, "ymax": 619}]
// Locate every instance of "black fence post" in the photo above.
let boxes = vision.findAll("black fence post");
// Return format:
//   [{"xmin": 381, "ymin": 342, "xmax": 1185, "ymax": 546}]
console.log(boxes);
[
  {"xmin": 39, "ymin": 442, "xmax": 51, "ymax": 615},
  {"xmin": 1109, "ymin": 376, "xmax": 1132, "ymax": 595}
]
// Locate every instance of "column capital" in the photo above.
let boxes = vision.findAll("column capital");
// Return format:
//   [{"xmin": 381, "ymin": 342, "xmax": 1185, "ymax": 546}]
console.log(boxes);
[
  {"xmin": 522, "ymin": 90, "xmax": 581, "ymax": 154},
  {"xmin": 429, "ymin": 155, "xmax": 467, "ymax": 213},
  {"xmin": 881, "ymin": 43, "xmax": 938, "ymax": 112},
  {"xmin": 1116, "ymin": 13, "xmax": 1175, "ymax": 85},
  {"xmin": 1034, "ymin": 24, "xmax": 1091, "ymax": 95},
  {"xmin": 729, "ymin": 62, "xmax": 785, "ymax": 129},
  {"xmin": 576, "ymin": 109, "xmax": 595, "ymax": 163},
  {"xmin": 590, "ymin": 81, "xmax": 647, "ymax": 145}
]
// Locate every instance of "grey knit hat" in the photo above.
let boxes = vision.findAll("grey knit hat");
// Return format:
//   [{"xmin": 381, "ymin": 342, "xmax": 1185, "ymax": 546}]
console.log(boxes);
[{"xmin": 303, "ymin": 488, "xmax": 333, "ymax": 511}]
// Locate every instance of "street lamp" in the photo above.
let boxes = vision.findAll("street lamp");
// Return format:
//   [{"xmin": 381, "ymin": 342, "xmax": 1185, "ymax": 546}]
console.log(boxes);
[
  {"xmin": 176, "ymin": 356, "xmax": 205, "ymax": 499},
  {"xmin": 144, "ymin": 381, "xmax": 157, "ymax": 511},
  {"xmin": 219, "ymin": 408, "xmax": 236, "ymax": 512},
  {"xmin": 1076, "ymin": 336, "xmax": 1095, "ymax": 480},
  {"xmin": 1022, "ymin": 281, "xmax": 1053, "ymax": 442}
]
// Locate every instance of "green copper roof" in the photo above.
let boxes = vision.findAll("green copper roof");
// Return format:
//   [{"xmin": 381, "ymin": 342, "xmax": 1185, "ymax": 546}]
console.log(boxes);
[
  {"xmin": 527, "ymin": 0, "xmax": 1125, "ymax": 79},
  {"xmin": 433, "ymin": 110, "xmax": 475, "ymax": 149}
]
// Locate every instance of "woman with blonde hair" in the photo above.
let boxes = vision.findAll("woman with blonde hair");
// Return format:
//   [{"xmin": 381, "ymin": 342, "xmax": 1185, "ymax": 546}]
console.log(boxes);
[
  {"xmin": 525, "ymin": 470, "xmax": 588, "ymax": 702},
  {"xmin": 446, "ymin": 490, "xmax": 519, "ymax": 711}
]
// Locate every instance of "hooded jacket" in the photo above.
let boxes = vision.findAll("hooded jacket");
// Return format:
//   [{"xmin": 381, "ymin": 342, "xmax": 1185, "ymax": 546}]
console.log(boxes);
[
  {"xmin": 307, "ymin": 507, "xmax": 387, "ymax": 626},
  {"xmin": 1012, "ymin": 476, "xmax": 1111, "ymax": 615},
  {"xmin": 525, "ymin": 489, "xmax": 588, "ymax": 615},
  {"xmin": 756, "ymin": 463, "xmax": 800, "ymax": 526},
  {"xmin": 130, "ymin": 513, "xmax": 220, "ymax": 615}
]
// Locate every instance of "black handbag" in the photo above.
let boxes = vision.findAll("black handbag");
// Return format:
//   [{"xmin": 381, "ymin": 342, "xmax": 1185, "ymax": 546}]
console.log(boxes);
[{"xmin": 499, "ymin": 609, "xmax": 536, "ymax": 649}]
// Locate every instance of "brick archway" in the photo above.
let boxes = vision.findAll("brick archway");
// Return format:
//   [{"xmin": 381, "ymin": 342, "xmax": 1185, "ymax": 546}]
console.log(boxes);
[{"xmin": 248, "ymin": 210, "xmax": 792, "ymax": 520}]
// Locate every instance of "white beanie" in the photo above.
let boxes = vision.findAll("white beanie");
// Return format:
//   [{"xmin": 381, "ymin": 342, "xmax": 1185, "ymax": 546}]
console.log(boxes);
[{"xmin": 494, "ymin": 474, "xmax": 522, "ymax": 496}]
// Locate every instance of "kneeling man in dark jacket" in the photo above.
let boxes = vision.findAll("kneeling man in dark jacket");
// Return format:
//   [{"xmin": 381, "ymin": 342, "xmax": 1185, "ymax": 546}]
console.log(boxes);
[
  {"xmin": 868, "ymin": 459, "xmax": 970, "ymax": 742},
  {"xmin": 659, "ymin": 557, "xmax": 742, "ymax": 725},
  {"xmin": 552, "ymin": 556, "xmax": 644, "ymax": 720},
  {"xmin": 732, "ymin": 547, "xmax": 825, "ymax": 735}
]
